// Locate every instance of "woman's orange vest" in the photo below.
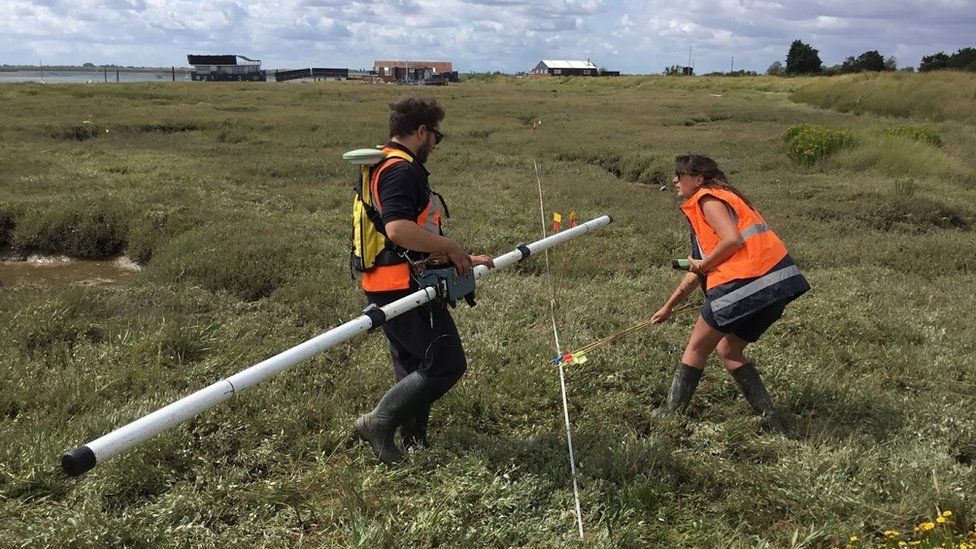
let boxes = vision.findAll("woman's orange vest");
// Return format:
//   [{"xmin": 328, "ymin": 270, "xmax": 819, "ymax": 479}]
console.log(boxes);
[
  {"xmin": 361, "ymin": 147, "xmax": 444, "ymax": 293},
  {"xmin": 680, "ymin": 187, "xmax": 788, "ymax": 290}
]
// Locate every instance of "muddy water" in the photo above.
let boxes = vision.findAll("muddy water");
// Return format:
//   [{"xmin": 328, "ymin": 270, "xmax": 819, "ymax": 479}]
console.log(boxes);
[{"xmin": 0, "ymin": 255, "xmax": 141, "ymax": 288}]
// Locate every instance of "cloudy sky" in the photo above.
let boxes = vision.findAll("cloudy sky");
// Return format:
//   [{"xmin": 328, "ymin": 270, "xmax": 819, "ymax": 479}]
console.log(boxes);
[{"xmin": 1, "ymin": 0, "xmax": 973, "ymax": 74}]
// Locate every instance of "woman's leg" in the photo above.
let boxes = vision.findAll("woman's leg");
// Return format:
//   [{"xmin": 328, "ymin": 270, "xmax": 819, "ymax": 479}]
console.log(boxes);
[
  {"xmin": 654, "ymin": 315, "xmax": 727, "ymax": 417},
  {"xmin": 716, "ymin": 334, "xmax": 750, "ymax": 372},
  {"xmin": 717, "ymin": 332, "xmax": 787, "ymax": 432},
  {"xmin": 681, "ymin": 315, "xmax": 729, "ymax": 369}
]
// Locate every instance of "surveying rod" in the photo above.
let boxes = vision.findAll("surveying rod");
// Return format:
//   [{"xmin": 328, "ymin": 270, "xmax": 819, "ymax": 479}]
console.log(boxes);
[{"xmin": 61, "ymin": 215, "xmax": 613, "ymax": 476}]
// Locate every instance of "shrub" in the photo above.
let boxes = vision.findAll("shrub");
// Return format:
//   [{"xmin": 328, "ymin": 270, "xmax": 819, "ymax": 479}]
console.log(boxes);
[
  {"xmin": 9, "ymin": 288, "xmax": 105, "ymax": 355},
  {"xmin": 784, "ymin": 124, "xmax": 854, "ymax": 164},
  {"xmin": 0, "ymin": 206, "xmax": 15, "ymax": 248},
  {"xmin": 879, "ymin": 125, "xmax": 943, "ymax": 147},
  {"xmin": 127, "ymin": 206, "xmax": 206, "ymax": 264},
  {"xmin": 57, "ymin": 121, "xmax": 100, "ymax": 141},
  {"xmin": 10, "ymin": 199, "xmax": 129, "ymax": 258},
  {"xmin": 892, "ymin": 177, "xmax": 917, "ymax": 199},
  {"xmin": 555, "ymin": 149, "xmax": 622, "ymax": 176},
  {"xmin": 148, "ymin": 222, "xmax": 305, "ymax": 301},
  {"xmin": 618, "ymin": 153, "xmax": 673, "ymax": 185}
]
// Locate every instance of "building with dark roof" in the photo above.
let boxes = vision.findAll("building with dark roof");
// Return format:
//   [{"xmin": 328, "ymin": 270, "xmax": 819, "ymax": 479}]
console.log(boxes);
[
  {"xmin": 187, "ymin": 54, "xmax": 266, "ymax": 81},
  {"xmin": 373, "ymin": 60, "xmax": 456, "ymax": 83}
]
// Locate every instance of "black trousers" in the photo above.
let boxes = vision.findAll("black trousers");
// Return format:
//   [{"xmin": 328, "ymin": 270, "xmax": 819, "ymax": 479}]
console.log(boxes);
[{"xmin": 366, "ymin": 292, "xmax": 467, "ymax": 397}]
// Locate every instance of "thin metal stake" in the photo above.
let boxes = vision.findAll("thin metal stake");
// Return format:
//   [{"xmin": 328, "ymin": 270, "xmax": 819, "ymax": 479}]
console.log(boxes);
[{"xmin": 534, "ymin": 159, "xmax": 585, "ymax": 539}]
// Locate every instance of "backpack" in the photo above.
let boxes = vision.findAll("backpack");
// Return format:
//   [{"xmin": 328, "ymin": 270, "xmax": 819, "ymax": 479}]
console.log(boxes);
[{"xmin": 345, "ymin": 148, "xmax": 414, "ymax": 273}]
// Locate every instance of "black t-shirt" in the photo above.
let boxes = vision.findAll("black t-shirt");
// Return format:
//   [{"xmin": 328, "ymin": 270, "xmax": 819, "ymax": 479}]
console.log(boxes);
[{"xmin": 375, "ymin": 142, "xmax": 430, "ymax": 226}]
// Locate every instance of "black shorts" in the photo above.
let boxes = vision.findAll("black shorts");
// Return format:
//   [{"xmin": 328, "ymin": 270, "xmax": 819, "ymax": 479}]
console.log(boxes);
[{"xmin": 701, "ymin": 298, "xmax": 788, "ymax": 343}]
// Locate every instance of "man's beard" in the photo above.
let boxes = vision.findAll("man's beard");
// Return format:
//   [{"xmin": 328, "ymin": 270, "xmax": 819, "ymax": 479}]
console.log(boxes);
[{"xmin": 415, "ymin": 141, "xmax": 432, "ymax": 164}]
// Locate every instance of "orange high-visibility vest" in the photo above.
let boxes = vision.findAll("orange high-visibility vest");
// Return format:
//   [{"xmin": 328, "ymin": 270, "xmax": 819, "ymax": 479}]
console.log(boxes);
[
  {"xmin": 361, "ymin": 147, "xmax": 444, "ymax": 293},
  {"xmin": 680, "ymin": 187, "xmax": 789, "ymax": 290}
]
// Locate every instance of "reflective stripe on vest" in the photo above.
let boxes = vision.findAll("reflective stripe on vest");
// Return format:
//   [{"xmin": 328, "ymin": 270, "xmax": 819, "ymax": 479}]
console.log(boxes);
[
  {"xmin": 680, "ymin": 187, "xmax": 789, "ymax": 290},
  {"xmin": 703, "ymin": 254, "xmax": 810, "ymax": 327},
  {"xmin": 362, "ymin": 147, "xmax": 443, "ymax": 293},
  {"xmin": 710, "ymin": 264, "xmax": 802, "ymax": 314}
]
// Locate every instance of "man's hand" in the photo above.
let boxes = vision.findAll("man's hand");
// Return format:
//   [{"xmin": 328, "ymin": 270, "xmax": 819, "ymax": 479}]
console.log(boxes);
[
  {"xmin": 470, "ymin": 254, "xmax": 494, "ymax": 269},
  {"xmin": 445, "ymin": 240, "xmax": 473, "ymax": 276}
]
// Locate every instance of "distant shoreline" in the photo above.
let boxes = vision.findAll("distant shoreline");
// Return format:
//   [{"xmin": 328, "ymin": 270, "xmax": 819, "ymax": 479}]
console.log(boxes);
[{"xmin": 0, "ymin": 65, "xmax": 192, "ymax": 73}]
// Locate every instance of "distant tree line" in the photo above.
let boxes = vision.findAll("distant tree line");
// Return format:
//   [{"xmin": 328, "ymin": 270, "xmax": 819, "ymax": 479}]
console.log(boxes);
[
  {"xmin": 766, "ymin": 40, "xmax": 976, "ymax": 76},
  {"xmin": 919, "ymin": 48, "xmax": 976, "ymax": 72}
]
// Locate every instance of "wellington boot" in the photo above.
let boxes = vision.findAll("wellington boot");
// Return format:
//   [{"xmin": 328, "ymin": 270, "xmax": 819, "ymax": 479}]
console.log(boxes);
[
  {"xmin": 355, "ymin": 372, "xmax": 437, "ymax": 464},
  {"xmin": 651, "ymin": 363, "xmax": 703, "ymax": 418},
  {"xmin": 400, "ymin": 403, "xmax": 431, "ymax": 451},
  {"xmin": 730, "ymin": 363, "xmax": 787, "ymax": 433}
]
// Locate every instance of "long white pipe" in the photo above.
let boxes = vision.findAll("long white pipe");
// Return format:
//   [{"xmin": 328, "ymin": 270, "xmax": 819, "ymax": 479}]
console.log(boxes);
[{"xmin": 62, "ymin": 215, "xmax": 612, "ymax": 476}]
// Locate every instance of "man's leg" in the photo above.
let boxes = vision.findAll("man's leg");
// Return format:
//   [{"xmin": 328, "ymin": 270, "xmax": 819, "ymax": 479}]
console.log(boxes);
[
  {"xmin": 354, "ymin": 370, "xmax": 439, "ymax": 464},
  {"xmin": 387, "ymin": 304, "xmax": 466, "ymax": 449},
  {"xmin": 385, "ymin": 330, "xmax": 430, "ymax": 449},
  {"xmin": 356, "ymin": 303, "xmax": 465, "ymax": 463}
]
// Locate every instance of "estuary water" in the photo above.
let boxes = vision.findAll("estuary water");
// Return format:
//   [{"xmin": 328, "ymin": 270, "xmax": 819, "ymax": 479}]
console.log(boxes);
[
  {"xmin": 0, "ymin": 70, "xmax": 190, "ymax": 84},
  {"xmin": 0, "ymin": 256, "xmax": 141, "ymax": 288}
]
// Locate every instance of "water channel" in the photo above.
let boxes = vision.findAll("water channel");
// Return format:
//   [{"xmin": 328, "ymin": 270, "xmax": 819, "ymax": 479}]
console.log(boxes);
[{"xmin": 0, "ymin": 255, "xmax": 141, "ymax": 288}]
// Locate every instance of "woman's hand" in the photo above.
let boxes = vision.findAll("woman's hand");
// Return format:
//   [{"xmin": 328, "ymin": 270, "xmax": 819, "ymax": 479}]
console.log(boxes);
[{"xmin": 651, "ymin": 305, "xmax": 673, "ymax": 324}]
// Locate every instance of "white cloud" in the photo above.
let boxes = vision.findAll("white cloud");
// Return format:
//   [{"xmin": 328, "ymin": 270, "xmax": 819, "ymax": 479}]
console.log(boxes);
[{"xmin": 0, "ymin": 0, "xmax": 973, "ymax": 73}]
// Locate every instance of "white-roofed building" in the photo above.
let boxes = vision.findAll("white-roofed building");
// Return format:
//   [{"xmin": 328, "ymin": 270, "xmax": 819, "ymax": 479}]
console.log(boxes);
[{"xmin": 529, "ymin": 59, "xmax": 598, "ymax": 76}]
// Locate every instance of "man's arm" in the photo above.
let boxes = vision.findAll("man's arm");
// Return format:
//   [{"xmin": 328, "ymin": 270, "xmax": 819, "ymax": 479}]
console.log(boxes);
[{"xmin": 386, "ymin": 220, "xmax": 474, "ymax": 275}]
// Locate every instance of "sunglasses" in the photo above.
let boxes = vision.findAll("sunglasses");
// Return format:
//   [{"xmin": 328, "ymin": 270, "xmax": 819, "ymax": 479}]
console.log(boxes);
[{"xmin": 430, "ymin": 127, "xmax": 444, "ymax": 145}]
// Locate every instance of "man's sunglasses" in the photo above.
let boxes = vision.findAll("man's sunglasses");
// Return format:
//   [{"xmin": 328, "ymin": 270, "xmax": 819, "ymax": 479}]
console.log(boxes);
[{"xmin": 430, "ymin": 127, "xmax": 444, "ymax": 145}]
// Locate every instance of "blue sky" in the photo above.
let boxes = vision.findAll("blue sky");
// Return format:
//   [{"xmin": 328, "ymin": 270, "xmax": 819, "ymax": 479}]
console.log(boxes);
[{"xmin": 1, "ymin": 0, "xmax": 973, "ymax": 74}]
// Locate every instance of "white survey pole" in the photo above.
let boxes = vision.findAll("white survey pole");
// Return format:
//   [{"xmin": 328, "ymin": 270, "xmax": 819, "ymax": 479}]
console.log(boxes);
[{"xmin": 61, "ymin": 215, "xmax": 612, "ymax": 476}]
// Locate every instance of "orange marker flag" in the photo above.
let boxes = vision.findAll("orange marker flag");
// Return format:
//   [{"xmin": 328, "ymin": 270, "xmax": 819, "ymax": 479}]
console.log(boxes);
[
  {"xmin": 552, "ymin": 212, "xmax": 562, "ymax": 233},
  {"xmin": 569, "ymin": 210, "xmax": 577, "ymax": 228}
]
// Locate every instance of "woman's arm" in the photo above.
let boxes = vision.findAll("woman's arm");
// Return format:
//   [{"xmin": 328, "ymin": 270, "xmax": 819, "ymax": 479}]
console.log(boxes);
[
  {"xmin": 651, "ymin": 272, "xmax": 701, "ymax": 324},
  {"xmin": 689, "ymin": 196, "xmax": 744, "ymax": 274}
]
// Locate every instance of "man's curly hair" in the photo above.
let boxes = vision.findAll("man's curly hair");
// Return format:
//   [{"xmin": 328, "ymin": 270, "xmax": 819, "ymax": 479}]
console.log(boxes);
[{"xmin": 389, "ymin": 96, "xmax": 445, "ymax": 138}]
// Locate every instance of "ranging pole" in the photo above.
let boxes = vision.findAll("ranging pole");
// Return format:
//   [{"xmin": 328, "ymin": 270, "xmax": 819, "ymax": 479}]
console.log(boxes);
[{"xmin": 62, "ymin": 215, "xmax": 613, "ymax": 476}]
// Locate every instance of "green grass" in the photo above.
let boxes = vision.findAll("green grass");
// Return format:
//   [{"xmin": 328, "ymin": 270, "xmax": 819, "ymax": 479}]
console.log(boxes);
[
  {"xmin": 792, "ymin": 71, "xmax": 976, "ymax": 124},
  {"xmin": 1, "ymin": 76, "xmax": 975, "ymax": 547}
]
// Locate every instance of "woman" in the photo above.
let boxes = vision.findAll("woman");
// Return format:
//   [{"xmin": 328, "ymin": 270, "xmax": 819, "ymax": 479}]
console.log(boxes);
[{"xmin": 651, "ymin": 155, "xmax": 809, "ymax": 431}]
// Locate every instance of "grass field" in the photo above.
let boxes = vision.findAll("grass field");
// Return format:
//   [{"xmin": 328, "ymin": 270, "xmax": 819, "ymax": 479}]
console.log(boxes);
[{"xmin": 1, "ymin": 74, "xmax": 975, "ymax": 547}]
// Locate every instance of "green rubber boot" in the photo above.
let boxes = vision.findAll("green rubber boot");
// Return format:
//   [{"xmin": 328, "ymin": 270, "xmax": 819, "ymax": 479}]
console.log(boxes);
[
  {"xmin": 730, "ymin": 363, "xmax": 787, "ymax": 433},
  {"xmin": 651, "ymin": 363, "xmax": 704, "ymax": 418},
  {"xmin": 355, "ymin": 372, "xmax": 437, "ymax": 464},
  {"xmin": 399, "ymin": 403, "xmax": 431, "ymax": 451}
]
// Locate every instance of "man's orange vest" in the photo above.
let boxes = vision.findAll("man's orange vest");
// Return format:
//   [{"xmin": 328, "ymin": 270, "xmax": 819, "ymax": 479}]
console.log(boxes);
[
  {"xmin": 680, "ymin": 187, "xmax": 789, "ymax": 290},
  {"xmin": 361, "ymin": 147, "xmax": 444, "ymax": 293}
]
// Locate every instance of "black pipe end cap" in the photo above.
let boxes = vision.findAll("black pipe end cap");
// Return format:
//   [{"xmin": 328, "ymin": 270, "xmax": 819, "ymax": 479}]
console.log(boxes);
[
  {"xmin": 607, "ymin": 214, "xmax": 613, "ymax": 224},
  {"xmin": 62, "ymin": 446, "xmax": 96, "ymax": 477}
]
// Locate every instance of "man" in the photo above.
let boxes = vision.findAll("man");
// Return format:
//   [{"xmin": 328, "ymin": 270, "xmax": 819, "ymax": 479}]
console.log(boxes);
[{"xmin": 354, "ymin": 96, "xmax": 493, "ymax": 464}]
